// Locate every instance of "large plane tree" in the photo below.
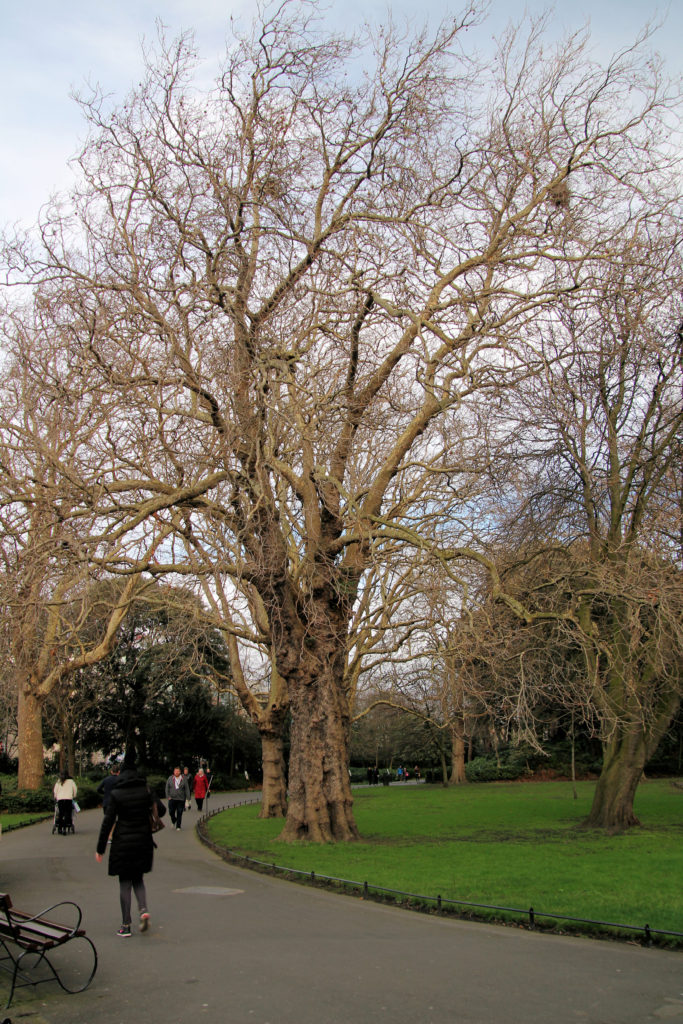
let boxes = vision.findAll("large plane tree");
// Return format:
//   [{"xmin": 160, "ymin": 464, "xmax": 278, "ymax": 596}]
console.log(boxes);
[{"xmin": 9, "ymin": 4, "xmax": 677, "ymax": 837}]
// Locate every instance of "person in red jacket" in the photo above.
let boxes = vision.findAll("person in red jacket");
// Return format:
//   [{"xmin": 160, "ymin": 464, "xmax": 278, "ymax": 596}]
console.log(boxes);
[{"xmin": 193, "ymin": 767, "xmax": 210, "ymax": 811}]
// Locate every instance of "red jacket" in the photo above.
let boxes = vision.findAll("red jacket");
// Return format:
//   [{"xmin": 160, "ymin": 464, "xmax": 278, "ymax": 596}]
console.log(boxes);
[{"xmin": 193, "ymin": 773, "xmax": 209, "ymax": 798}]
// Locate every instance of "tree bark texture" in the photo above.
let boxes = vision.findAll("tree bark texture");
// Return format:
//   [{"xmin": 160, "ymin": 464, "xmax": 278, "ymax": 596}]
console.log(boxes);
[
  {"xmin": 17, "ymin": 685, "xmax": 44, "ymax": 790},
  {"xmin": 449, "ymin": 720, "xmax": 468, "ymax": 785},
  {"xmin": 259, "ymin": 729, "xmax": 288, "ymax": 819},
  {"xmin": 279, "ymin": 653, "xmax": 358, "ymax": 842}
]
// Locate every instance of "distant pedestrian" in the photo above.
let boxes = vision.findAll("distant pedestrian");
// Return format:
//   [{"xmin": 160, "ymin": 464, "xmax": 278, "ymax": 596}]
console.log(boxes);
[
  {"xmin": 201, "ymin": 763, "xmax": 213, "ymax": 804},
  {"xmin": 97, "ymin": 765, "xmax": 121, "ymax": 842},
  {"xmin": 97, "ymin": 766, "xmax": 121, "ymax": 813},
  {"xmin": 193, "ymin": 768, "xmax": 210, "ymax": 811},
  {"xmin": 367, "ymin": 766, "xmax": 374, "ymax": 785},
  {"xmin": 182, "ymin": 766, "xmax": 193, "ymax": 810},
  {"xmin": 165, "ymin": 767, "xmax": 191, "ymax": 829},
  {"xmin": 53, "ymin": 771, "xmax": 77, "ymax": 834},
  {"xmin": 95, "ymin": 754, "xmax": 165, "ymax": 937}
]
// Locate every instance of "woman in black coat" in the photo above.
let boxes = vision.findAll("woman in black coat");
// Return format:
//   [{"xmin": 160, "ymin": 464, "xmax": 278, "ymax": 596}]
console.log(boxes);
[{"xmin": 95, "ymin": 757, "xmax": 165, "ymax": 937}]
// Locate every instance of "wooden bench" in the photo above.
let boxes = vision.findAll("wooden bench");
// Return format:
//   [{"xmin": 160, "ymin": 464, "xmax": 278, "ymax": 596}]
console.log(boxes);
[{"xmin": 0, "ymin": 893, "xmax": 97, "ymax": 1008}]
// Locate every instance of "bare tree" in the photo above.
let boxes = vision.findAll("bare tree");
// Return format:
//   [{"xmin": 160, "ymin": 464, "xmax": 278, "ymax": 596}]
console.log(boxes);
[
  {"xmin": 466, "ymin": 217, "xmax": 683, "ymax": 829},
  {"xmin": 9, "ymin": 6, "xmax": 678, "ymax": 837},
  {"xmin": 0, "ymin": 300, "xmax": 169, "ymax": 788}
]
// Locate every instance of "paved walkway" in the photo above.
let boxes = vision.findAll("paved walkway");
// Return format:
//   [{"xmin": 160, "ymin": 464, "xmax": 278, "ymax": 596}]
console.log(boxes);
[{"xmin": 1, "ymin": 797, "xmax": 681, "ymax": 1024}]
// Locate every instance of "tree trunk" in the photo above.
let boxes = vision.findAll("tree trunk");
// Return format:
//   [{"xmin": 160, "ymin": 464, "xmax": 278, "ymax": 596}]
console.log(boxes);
[
  {"xmin": 583, "ymin": 691, "xmax": 680, "ymax": 830},
  {"xmin": 278, "ymin": 662, "xmax": 358, "ymax": 842},
  {"xmin": 65, "ymin": 730, "xmax": 76, "ymax": 778},
  {"xmin": 449, "ymin": 720, "xmax": 467, "ymax": 784},
  {"xmin": 571, "ymin": 726, "xmax": 578, "ymax": 801},
  {"xmin": 582, "ymin": 727, "xmax": 647, "ymax": 830},
  {"xmin": 259, "ymin": 729, "xmax": 287, "ymax": 819},
  {"xmin": 439, "ymin": 748, "xmax": 449, "ymax": 786},
  {"xmin": 17, "ymin": 686, "xmax": 44, "ymax": 790},
  {"xmin": 582, "ymin": 623, "xmax": 680, "ymax": 830}
]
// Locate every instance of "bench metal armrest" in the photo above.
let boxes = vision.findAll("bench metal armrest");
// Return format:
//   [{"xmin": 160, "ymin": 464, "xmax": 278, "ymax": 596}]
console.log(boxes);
[{"xmin": 22, "ymin": 901, "xmax": 83, "ymax": 937}]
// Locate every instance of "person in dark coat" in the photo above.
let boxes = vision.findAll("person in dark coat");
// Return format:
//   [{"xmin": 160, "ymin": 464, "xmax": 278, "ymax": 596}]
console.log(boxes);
[
  {"xmin": 96, "ymin": 766, "xmax": 120, "ymax": 812},
  {"xmin": 95, "ymin": 755, "xmax": 166, "ymax": 937}
]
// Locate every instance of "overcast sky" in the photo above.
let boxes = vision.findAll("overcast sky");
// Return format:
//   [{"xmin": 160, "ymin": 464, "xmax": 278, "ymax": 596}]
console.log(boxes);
[{"xmin": 1, "ymin": 0, "xmax": 680, "ymax": 230}]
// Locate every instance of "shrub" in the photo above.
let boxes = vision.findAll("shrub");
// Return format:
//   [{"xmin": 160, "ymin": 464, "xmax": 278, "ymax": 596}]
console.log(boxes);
[
  {"xmin": 465, "ymin": 756, "xmax": 522, "ymax": 782},
  {"xmin": 0, "ymin": 752, "xmax": 17, "ymax": 774},
  {"xmin": 3, "ymin": 787, "xmax": 54, "ymax": 813},
  {"xmin": 74, "ymin": 780, "xmax": 101, "ymax": 810}
]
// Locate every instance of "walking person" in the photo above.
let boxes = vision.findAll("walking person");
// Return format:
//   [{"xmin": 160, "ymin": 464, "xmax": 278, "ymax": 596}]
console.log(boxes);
[
  {"xmin": 193, "ymin": 767, "xmax": 210, "ymax": 811},
  {"xmin": 165, "ymin": 766, "xmax": 191, "ymax": 829},
  {"xmin": 182, "ymin": 766, "xmax": 193, "ymax": 811},
  {"xmin": 97, "ymin": 765, "xmax": 121, "ymax": 811},
  {"xmin": 95, "ymin": 754, "xmax": 165, "ymax": 936},
  {"xmin": 97, "ymin": 764, "xmax": 121, "ymax": 842},
  {"xmin": 53, "ymin": 771, "xmax": 77, "ymax": 835}
]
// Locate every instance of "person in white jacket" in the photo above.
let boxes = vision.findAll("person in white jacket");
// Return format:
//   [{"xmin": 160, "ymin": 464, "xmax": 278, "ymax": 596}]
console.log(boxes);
[{"xmin": 53, "ymin": 771, "xmax": 78, "ymax": 834}]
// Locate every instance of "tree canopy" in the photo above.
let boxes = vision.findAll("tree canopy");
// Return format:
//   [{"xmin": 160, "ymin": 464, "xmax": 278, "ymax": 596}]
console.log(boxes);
[{"xmin": 2, "ymin": 1, "xmax": 681, "ymax": 835}]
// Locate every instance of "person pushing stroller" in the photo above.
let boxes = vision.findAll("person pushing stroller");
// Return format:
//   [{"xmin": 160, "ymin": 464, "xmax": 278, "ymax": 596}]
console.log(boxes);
[{"xmin": 53, "ymin": 771, "xmax": 78, "ymax": 834}]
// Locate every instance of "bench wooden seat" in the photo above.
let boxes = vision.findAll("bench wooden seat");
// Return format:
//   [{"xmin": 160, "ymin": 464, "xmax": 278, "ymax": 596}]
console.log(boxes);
[{"xmin": 0, "ymin": 893, "xmax": 97, "ymax": 1008}]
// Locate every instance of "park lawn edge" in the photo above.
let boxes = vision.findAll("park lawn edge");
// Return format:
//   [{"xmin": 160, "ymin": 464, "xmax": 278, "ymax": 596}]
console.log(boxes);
[
  {"xmin": 197, "ymin": 819, "xmax": 680, "ymax": 948},
  {"xmin": 197, "ymin": 780, "xmax": 683, "ymax": 948},
  {"xmin": 0, "ymin": 812, "xmax": 52, "ymax": 832}
]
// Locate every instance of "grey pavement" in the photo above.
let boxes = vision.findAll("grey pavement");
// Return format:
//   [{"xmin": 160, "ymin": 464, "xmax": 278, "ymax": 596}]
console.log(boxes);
[{"xmin": 1, "ymin": 796, "xmax": 681, "ymax": 1024}]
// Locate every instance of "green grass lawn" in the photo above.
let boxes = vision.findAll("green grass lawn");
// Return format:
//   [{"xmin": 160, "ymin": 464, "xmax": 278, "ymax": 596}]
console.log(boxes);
[
  {"xmin": 205, "ymin": 780, "xmax": 683, "ymax": 941},
  {"xmin": 0, "ymin": 812, "xmax": 52, "ymax": 832}
]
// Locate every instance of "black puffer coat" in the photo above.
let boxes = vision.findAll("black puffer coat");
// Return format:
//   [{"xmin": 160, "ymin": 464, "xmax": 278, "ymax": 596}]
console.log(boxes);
[{"xmin": 96, "ymin": 769, "xmax": 165, "ymax": 878}]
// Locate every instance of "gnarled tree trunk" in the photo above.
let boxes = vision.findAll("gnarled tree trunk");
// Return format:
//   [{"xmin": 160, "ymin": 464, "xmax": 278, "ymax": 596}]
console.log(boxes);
[{"xmin": 279, "ymin": 650, "xmax": 358, "ymax": 842}]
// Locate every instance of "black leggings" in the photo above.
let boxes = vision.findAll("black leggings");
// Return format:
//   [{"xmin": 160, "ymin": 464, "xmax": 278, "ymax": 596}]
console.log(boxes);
[{"xmin": 119, "ymin": 876, "xmax": 147, "ymax": 926}]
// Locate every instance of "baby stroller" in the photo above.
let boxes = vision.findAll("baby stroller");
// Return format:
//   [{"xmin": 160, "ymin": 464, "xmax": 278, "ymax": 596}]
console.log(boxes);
[{"xmin": 52, "ymin": 799, "xmax": 76, "ymax": 835}]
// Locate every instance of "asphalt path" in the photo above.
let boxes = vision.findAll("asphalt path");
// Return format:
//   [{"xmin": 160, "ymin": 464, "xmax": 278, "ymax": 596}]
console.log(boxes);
[{"xmin": 1, "ymin": 796, "xmax": 681, "ymax": 1024}]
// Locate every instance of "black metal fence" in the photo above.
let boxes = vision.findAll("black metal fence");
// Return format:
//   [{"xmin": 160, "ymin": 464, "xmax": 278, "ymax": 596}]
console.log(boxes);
[{"xmin": 197, "ymin": 800, "xmax": 683, "ymax": 947}]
